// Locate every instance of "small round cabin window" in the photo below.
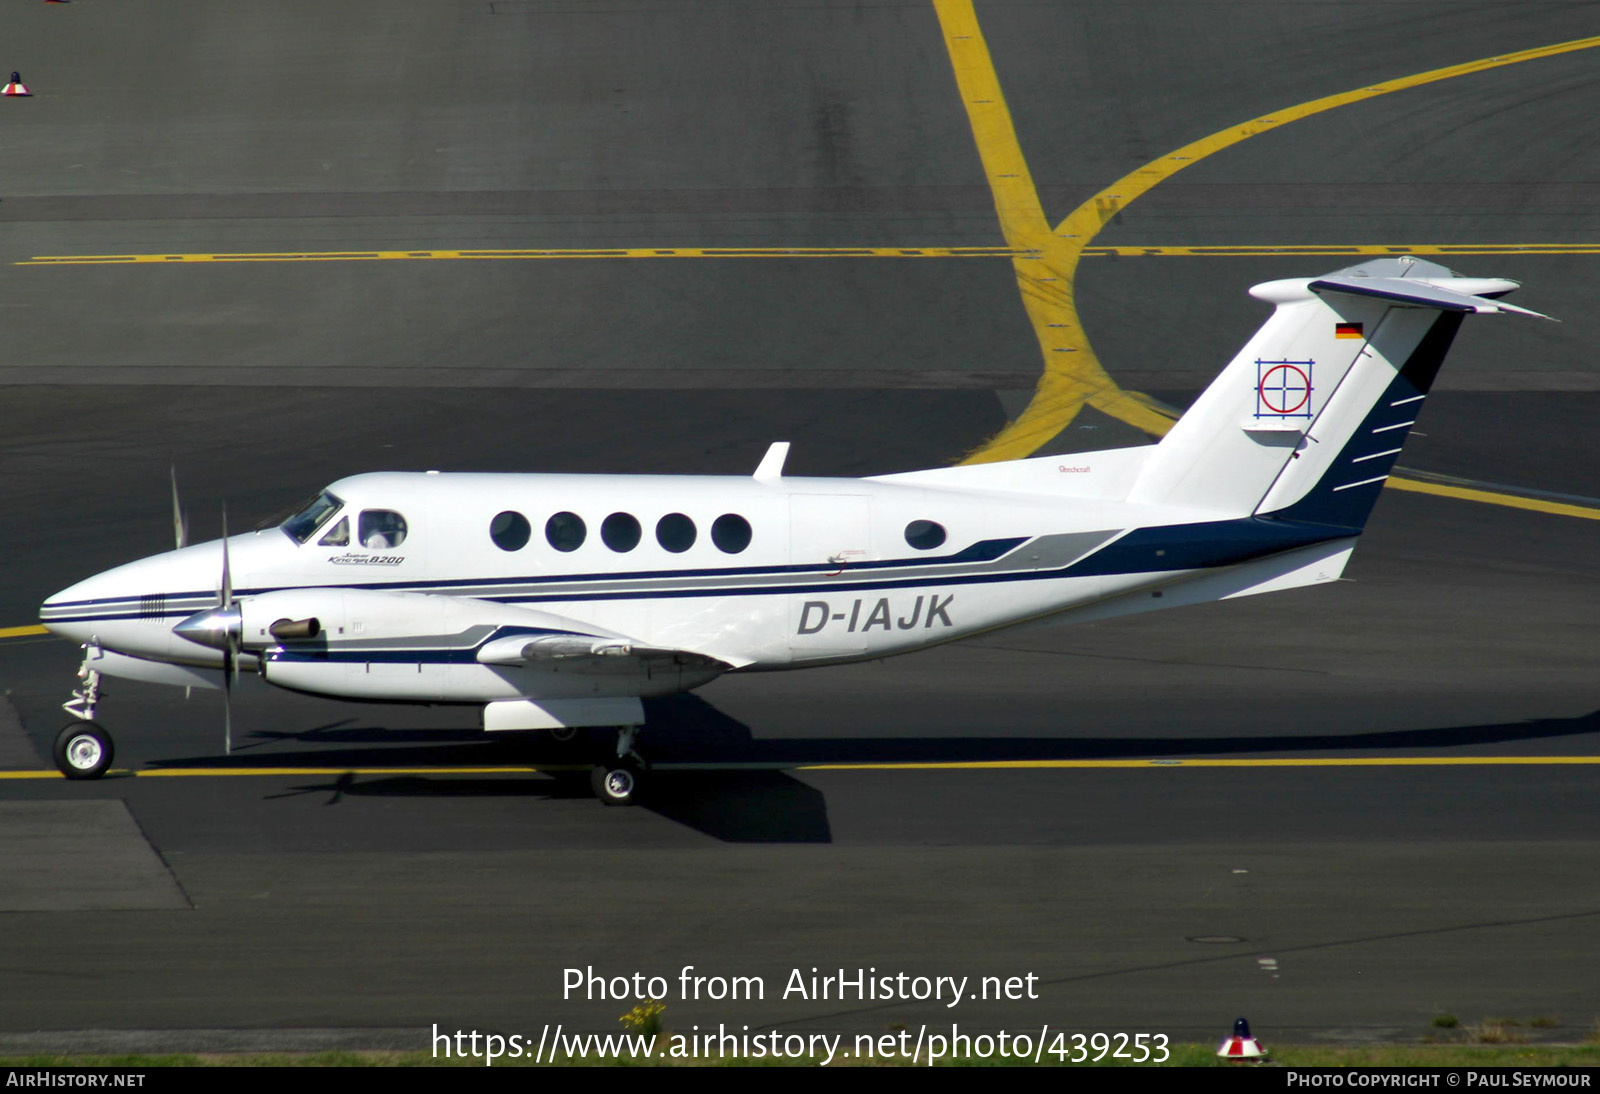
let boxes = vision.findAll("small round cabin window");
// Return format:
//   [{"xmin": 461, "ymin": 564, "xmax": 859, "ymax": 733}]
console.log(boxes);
[
  {"xmin": 545, "ymin": 511, "xmax": 587, "ymax": 552},
  {"xmin": 602, "ymin": 512, "xmax": 642, "ymax": 553},
  {"xmin": 711, "ymin": 513, "xmax": 753, "ymax": 554},
  {"xmin": 656, "ymin": 513, "xmax": 697, "ymax": 553},
  {"xmin": 904, "ymin": 519, "xmax": 946, "ymax": 551},
  {"xmin": 490, "ymin": 511, "xmax": 531, "ymax": 552}
]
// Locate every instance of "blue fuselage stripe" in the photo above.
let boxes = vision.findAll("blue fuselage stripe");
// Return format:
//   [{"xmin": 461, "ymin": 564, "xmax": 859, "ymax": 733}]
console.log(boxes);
[
  {"xmin": 40, "ymin": 537, "xmax": 1030, "ymax": 614},
  {"xmin": 42, "ymin": 519, "xmax": 1350, "ymax": 626}
]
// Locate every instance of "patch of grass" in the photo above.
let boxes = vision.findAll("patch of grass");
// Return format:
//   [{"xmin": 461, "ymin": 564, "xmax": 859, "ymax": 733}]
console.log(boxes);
[
  {"xmin": 1465, "ymin": 1021, "xmax": 1530, "ymax": 1045},
  {"xmin": 619, "ymin": 1001, "xmax": 667, "ymax": 1038},
  {"xmin": 1431, "ymin": 1014, "xmax": 1458, "ymax": 1029},
  {"xmin": 1262, "ymin": 1045, "xmax": 1600, "ymax": 1069}
]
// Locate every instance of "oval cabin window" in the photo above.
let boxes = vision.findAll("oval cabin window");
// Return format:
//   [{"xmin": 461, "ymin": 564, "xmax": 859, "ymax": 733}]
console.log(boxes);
[
  {"xmin": 656, "ymin": 513, "xmax": 696, "ymax": 553},
  {"xmin": 904, "ymin": 519, "xmax": 946, "ymax": 551},
  {"xmin": 545, "ymin": 511, "xmax": 587, "ymax": 552},
  {"xmin": 490, "ymin": 511, "xmax": 531, "ymax": 552},
  {"xmin": 601, "ymin": 512, "xmax": 642, "ymax": 553},
  {"xmin": 711, "ymin": 513, "xmax": 753, "ymax": 554}
]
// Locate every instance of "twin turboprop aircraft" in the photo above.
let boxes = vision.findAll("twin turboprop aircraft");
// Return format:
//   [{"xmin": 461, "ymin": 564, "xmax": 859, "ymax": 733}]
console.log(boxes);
[{"xmin": 39, "ymin": 258, "xmax": 1545, "ymax": 803}]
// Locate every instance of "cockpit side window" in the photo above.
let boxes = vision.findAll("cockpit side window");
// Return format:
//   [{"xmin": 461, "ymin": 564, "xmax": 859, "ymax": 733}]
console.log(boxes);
[
  {"xmin": 359, "ymin": 509, "xmax": 408, "ymax": 549},
  {"xmin": 317, "ymin": 516, "xmax": 350, "ymax": 547},
  {"xmin": 282, "ymin": 491, "xmax": 343, "ymax": 544}
]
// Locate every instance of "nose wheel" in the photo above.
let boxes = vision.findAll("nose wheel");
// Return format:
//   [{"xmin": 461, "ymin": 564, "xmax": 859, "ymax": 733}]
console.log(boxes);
[{"xmin": 54, "ymin": 721, "xmax": 114, "ymax": 780}]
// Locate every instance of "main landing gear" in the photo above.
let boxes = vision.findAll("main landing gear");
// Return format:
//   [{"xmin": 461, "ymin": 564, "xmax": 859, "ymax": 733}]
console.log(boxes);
[
  {"xmin": 56, "ymin": 643, "xmax": 114, "ymax": 779},
  {"xmin": 589, "ymin": 723, "xmax": 646, "ymax": 807}
]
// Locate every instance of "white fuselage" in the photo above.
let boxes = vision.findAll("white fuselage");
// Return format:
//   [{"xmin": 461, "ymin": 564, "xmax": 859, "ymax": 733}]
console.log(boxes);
[{"xmin": 44, "ymin": 454, "xmax": 1315, "ymax": 713}]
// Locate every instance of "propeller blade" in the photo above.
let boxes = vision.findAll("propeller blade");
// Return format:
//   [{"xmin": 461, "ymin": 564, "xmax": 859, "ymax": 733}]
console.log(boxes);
[
  {"xmin": 220, "ymin": 506, "xmax": 232, "ymax": 608},
  {"xmin": 223, "ymin": 647, "xmax": 233, "ymax": 756},
  {"xmin": 170, "ymin": 466, "xmax": 188, "ymax": 550}
]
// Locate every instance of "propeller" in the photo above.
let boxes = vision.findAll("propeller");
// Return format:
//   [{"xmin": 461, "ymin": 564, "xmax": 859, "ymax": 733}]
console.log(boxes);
[
  {"xmin": 171, "ymin": 505, "xmax": 243, "ymax": 755},
  {"xmin": 220, "ymin": 506, "xmax": 238, "ymax": 755}
]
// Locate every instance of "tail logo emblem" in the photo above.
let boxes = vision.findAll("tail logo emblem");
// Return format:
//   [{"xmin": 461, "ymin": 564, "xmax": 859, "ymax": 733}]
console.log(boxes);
[{"xmin": 1254, "ymin": 359, "xmax": 1314, "ymax": 422}]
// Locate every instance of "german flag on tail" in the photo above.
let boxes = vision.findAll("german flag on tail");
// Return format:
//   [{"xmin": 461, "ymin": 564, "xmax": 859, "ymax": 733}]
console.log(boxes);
[{"xmin": 1335, "ymin": 322, "xmax": 1363, "ymax": 339}]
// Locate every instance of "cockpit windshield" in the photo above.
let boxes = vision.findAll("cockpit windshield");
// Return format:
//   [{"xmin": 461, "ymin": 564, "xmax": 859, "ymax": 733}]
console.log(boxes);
[{"xmin": 281, "ymin": 491, "xmax": 343, "ymax": 544}]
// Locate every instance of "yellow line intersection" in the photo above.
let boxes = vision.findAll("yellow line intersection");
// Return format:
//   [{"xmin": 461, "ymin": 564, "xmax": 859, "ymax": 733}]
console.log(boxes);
[{"xmin": 943, "ymin": 11, "xmax": 1600, "ymax": 461}]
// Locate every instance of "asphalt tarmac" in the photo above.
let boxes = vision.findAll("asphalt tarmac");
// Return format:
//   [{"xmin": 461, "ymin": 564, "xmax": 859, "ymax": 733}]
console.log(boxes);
[{"xmin": 0, "ymin": 0, "xmax": 1597, "ymax": 1053}]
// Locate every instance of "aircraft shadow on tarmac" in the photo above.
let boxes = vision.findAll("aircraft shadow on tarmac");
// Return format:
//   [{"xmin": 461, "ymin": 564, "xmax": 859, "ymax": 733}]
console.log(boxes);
[
  {"xmin": 254, "ymin": 767, "xmax": 835, "ymax": 844},
  {"xmin": 142, "ymin": 697, "xmax": 1600, "ymax": 844}
]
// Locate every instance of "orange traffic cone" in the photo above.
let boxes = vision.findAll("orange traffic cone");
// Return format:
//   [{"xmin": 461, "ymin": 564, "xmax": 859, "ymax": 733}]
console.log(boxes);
[
  {"xmin": 1217, "ymin": 1017, "xmax": 1267, "ymax": 1060},
  {"xmin": 3, "ymin": 72, "xmax": 30, "ymax": 97}
]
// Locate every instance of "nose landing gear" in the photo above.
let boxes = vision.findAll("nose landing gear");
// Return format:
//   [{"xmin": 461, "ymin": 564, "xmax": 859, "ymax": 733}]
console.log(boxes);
[{"xmin": 56, "ymin": 642, "xmax": 115, "ymax": 779}]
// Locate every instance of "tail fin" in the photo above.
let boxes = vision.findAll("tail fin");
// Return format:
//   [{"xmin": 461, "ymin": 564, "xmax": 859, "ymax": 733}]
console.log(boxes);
[{"xmin": 1126, "ymin": 258, "xmax": 1549, "ymax": 528}]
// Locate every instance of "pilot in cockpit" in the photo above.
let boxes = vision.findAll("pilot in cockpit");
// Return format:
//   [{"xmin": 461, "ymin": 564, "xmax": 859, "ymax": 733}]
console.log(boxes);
[{"xmin": 359, "ymin": 509, "xmax": 408, "ymax": 550}]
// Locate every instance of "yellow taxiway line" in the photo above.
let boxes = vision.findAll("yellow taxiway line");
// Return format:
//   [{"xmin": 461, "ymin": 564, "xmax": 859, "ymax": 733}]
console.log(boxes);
[
  {"xmin": 1386, "ymin": 478, "xmax": 1600, "ymax": 520},
  {"xmin": 0, "ymin": 625, "xmax": 49, "ymax": 639},
  {"xmin": 3, "ymin": 756, "xmax": 1600, "ymax": 780},
  {"xmin": 17, "ymin": 246, "xmax": 1022, "ymax": 266}
]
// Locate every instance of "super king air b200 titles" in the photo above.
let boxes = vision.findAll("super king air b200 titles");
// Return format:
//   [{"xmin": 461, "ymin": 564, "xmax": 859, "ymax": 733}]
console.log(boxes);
[{"xmin": 39, "ymin": 259, "xmax": 1547, "ymax": 804}]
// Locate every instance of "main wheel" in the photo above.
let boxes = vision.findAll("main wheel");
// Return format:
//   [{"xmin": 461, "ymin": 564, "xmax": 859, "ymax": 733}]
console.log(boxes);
[
  {"xmin": 54, "ymin": 721, "xmax": 114, "ymax": 780},
  {"xmin": 590, "ymin": 761, "xmax": 642, "ymax": 807}
]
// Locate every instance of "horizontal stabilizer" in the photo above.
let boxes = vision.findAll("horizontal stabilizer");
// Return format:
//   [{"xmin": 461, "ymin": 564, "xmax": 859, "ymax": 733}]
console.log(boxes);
[{"xmin": 1309, "ymin": 275, "xmax": 1553, "ymax": 320}]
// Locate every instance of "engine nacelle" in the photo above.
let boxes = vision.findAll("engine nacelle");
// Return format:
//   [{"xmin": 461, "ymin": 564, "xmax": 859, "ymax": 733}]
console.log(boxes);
[{"xmin": 232, "ymin": 588, "xmax": 720, "ymax": 703}]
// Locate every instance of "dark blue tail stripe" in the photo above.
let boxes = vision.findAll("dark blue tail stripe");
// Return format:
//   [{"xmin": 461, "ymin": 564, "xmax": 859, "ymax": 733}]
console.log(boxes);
[{"xmin": 1264, "ymin": 311, "xmax": 1463, "ymax": 530}]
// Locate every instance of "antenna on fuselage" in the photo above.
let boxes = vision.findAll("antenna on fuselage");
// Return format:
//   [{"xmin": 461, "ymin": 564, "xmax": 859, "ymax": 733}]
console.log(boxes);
[
  {"xmin": 170, "ymin": 465, "xmax": 189, "ymax": 550},
  {"xmin": 754, "ymin": 442, "xmax": 790, "ymax": 482}
]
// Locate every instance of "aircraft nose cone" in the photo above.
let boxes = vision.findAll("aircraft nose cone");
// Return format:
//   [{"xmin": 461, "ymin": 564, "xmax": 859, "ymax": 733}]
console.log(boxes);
[
  {"xmin": 39, "ymin": 576, "xmax": 103, "ymax": 639},
  {"xmin": 173, "ymin": 605, "xmax": 241, "ymax": 650}
]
